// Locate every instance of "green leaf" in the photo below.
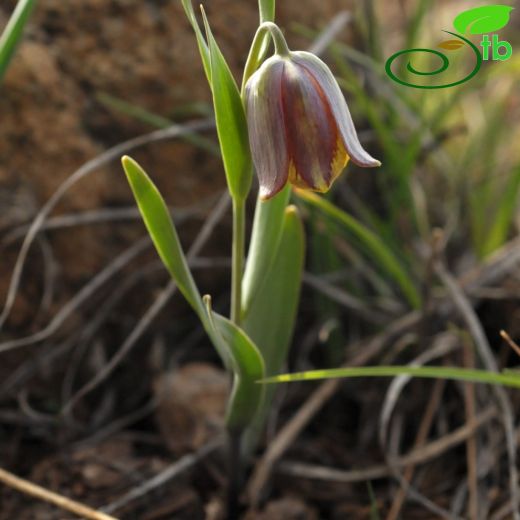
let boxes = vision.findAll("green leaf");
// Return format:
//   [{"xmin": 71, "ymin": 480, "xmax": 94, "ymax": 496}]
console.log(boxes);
[
  {"xmin": 453, "ymin": 5, "xmax": 514, "ymax": 35},
  {"xmin": 482, "ymin": 163, "xmax": 520, "ymax": 257},
  {"xmin": 201, "ymin": 8, "xmax": 253, "ymax": 201},
  {"xmin": 204, "ymin": 297, "xmax": 265, "ymax": 431},
  {"xmin": 258, "ymin": 0, "xmax": 275, "ymax": 23},
  {"xmin": 404, "ymin": 0, "xmax": 433, "ymax": 51},
  {"xmin": 242, "ymin": 206, "xmax": 304, "ymax": 451},
  {"xmin": 98, "ymin": 93, "xmax": 219, "ymax": 155},
  {"xmin": 180, "ymin": 0, "xmax": 211, "ymax": 84},
  {"xmin": 243, "ymin": 205, "xmax": 304, "ymax": 375},
  {"xmin": 297, "ymin": 190, "xmax": 421, "ymax": 309},
  {"xmin": 367, "ymin": 482, "xmax": 381, "ymax": 520},
  {"xmin": 121, "ymin": 156, "xmax": 205, "ymax": 318},
  {"xmin": 0, "ymin": 0, "xmax": 37, "ymax": 84},
  {"xmin": 241, "ymin": 185, "xmax": 290, "ymax": 317},
  {"xmin": 123, "ymin": 157, "xmax": 264, "ymax": 433},
  {"xmin": 260, "ymin": 365, "xmax": 520, "ymax": 390}
]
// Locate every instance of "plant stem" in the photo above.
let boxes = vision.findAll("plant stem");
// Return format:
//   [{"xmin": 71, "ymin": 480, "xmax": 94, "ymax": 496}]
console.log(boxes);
[
  {"xmin": 228, "ymin": 198, "xmax": 245, "ymax": 519},
  {"xmin": 241, "ymin": 22, "xmax": 291, "ymax": 96},
  {"xmin": 231, "ymin": 197, "xmax": 245, "ymax": 325},
  {"xmin": 227, "ymin": 429, "xmax": 242, "ymax": 520}
]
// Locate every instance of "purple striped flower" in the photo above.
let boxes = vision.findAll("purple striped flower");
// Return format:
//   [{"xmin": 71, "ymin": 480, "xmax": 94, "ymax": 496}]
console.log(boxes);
[{"xmin": 245, "ymin": 50, "xmax": 381, "ymax": 200}]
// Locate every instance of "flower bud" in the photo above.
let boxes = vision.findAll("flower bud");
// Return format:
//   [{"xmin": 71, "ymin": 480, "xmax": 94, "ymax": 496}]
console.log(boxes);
[{"xmin": 245, "ymin": 48, "xmax": 381, "ymax": 200}]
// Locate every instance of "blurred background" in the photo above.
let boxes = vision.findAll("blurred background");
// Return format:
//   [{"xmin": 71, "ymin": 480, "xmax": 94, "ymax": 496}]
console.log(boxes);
[{"xmin": 1, "ymin": 0, "xmax": 520, "ymax": 518}]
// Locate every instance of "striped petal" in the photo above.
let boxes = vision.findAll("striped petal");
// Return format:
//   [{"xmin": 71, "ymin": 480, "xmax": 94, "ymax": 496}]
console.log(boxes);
[
  {"xmin": 291, "ymin": 51, "xmax": 381, "ymax": 168},
  {"xmin": 281, "ymin": 60, "xmax": 348, "ymax": 192},
  {"xmin": 245, "ymin": 56, "xmax": 289, "ymax": 200}
]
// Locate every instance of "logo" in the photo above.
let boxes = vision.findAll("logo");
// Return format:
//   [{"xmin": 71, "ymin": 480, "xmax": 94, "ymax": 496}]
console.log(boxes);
[{"xmin": 385, "ymin": 4, "xmax": 514, "ymax": 89}]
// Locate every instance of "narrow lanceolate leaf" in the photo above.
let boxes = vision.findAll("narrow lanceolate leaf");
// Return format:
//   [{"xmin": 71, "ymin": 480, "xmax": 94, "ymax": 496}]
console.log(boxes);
[
  {"xmin": 241, "ymin": 185, "xmax": 290, "ymax": 317},
  {"xmin": 243, "ymin": 205, "xmax": 304, "ymax": 374},
  {"xmin": 242, "ymin": 205, "xmax": 304, "ymax": 452},
  {"xmin": 482, "ymin": 164, "xmax": 520, "ymax": 258},
  {"xmin": 0, "ymin": 0, "xmax": 36, "ymax": 84},
  {"xmin": 201, "ymin": 8, "xmax": 252, "ymax": 201},
  {"xmin": 296, "ymin": 190, "xmax": 421, "ymax": 309},
  {"xmin": 204, "ymin": 296, "xmax": 265, "ymax": 431},
  {"xmin": 180, "ymin": 0, "xmax": 211, "ymax": 84},
  {"xmin": 260, "ymin": 365, "xmax": 520, "ymax": 390},
  {"xmin": 122, "ymin": 156, "xmax": 205, "ymax": 318}
]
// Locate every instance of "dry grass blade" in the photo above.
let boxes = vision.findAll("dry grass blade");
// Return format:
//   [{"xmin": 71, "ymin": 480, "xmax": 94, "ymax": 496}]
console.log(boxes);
[
  {"xmin": 379, "ymin": 334, "xmax": 458, "ymax": 449},
  {"xmin": 247, "ymin": 233, "xmax": 520, "ymax": 507},
  {"xmin": 379, "ymin": 334, "xmax": 460, "ymax": 520},
  {"xmin": 276, "ymin": 406, "xmax": 496, "ymax": 483},
  {"xmin": 0, "ymin": 467, "xmax": 117, "ymax": 520},
  {"xmin": 101, "ymin": 437, "xmax": 224, "ymax": 514},
  {"xmin": 500, "ymin": 330, "xmax": 520, "ymax": 358},
  {"xmin": 61, "ymin": 192, "xmax": 230, "ymax": 416},
  {"xmin": 463, "ymin": 339, "xmax": 479, "ymax": 520},
  {"xmin": 0, "ymin": 236, "xmax": 151, "ymax": 354},
  {"xmin": 462, "ymin": 235, "xmax": 520, "ymax": 292},
  {"xmin": 436, "ymin": 261, "xmax": 520, "ymax": 520},
  {"xmin": 1, "ymin": 202, "xmax": 213, "ymax": 246},
  {"xmin": 303, "ymin": 272, "xmax": 388, "ymax": 324},
  {"xmin": 246, "ymin": 311, "xmax": 418, "ymax": 508},
  {"xmin": 307, "ymin": 11, "xmax": 351, "ymax": 55},
  {"xmin": 0, "ymin": 119, "xmax": 214, "ymax": 332},
  {"xmin": 386, "ymin": 378, "xmax": 445, "ymax": 520}
]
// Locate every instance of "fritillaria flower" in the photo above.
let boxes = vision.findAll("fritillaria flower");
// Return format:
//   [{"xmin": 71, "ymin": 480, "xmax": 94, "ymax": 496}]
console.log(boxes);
[{"xmin": 245, "ymin": 27, "xmax": 381, "ymax": 200}]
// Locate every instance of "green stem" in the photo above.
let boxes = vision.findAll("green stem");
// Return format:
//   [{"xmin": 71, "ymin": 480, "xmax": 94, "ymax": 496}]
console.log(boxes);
[
  {"xmin": 241, "ymin": 22, "xmax": 291, "ymax": 96},
  {"xmin": 226, "ymin": 429, "xmax": 242, "ymax": 520},
  {"xmin": 228, "ymin": 198, "xmax": 245, "ymax": 518},
  {"xmin": 231, "ymin": 198, "xmax": 246, "ymax": 325}
]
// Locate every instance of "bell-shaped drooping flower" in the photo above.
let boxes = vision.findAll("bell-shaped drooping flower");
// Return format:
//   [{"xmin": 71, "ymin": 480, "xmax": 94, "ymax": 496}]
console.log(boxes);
[{"xmin": 245, "ymin": 24, "xmax": 381, "ymax": 200}]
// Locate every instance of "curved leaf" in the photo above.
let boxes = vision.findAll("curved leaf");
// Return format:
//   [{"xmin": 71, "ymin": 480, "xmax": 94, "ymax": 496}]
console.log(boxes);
[
  {"xmin": 122, "ymin": 156, "xmax": 205, "ymax": 318},
  {"xmin": 260, "ymin": 365, "xmax": 520, "ymax": 390},
  {"xmin": 453, "ymin": 5, "xmax": 514, "ymax": 35},
  {"xmin": 0, "ymin": 0, "xmax": 36, "ymax": 84},
  {"xmin": 201, "ymin": 8, "xmax": 252, "ymax": 202},
  {"xmin": 482, "ymin": 163, "xmax": 520, "ymax": 257},
  {"xmin": 241, "ymin": 185, "xmax": 290, "ymax": 317},
  {"xmin": 124, "ymin": 157, "xmax": 264, "ymax": 433},
  {"xmin": 296, "ymin": 190, "xmax": 421, "ymax": 308},
  {"xmin": 204, "ymin": 296, "xmax": 265, "ymax": 431},
  {"xmin": 180, "ymin": 0, "xmax": 211, "ymax": 83},
  {"xmin": 242, "ymin": 205, "xmax": 304, "ymax": 451}
]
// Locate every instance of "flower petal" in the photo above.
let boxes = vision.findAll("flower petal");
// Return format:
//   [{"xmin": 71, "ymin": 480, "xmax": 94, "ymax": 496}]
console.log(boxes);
[
  {"xmin": 291, "ymin": 51, "xmax": 381, "ymax": 168},
  {"xmin": 245, "ymin": 56, "xmax": 289, "ymax": 199},
  {"xmin": 282, "ymin": 60, "xmax": 345, "ymax": 191}
]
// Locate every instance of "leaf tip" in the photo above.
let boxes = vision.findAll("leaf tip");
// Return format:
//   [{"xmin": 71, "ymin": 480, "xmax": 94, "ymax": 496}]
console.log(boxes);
[
  {"xmin": 284, "ymin": 204, "xmax": 298, "ymax": 217},
  {"xmin": 121, "ymin": 154, "xmax": 140, "ymax": 172},
  {"xmin": 200, "ymin": 4, "xmax": 208, "ymax": 25}
]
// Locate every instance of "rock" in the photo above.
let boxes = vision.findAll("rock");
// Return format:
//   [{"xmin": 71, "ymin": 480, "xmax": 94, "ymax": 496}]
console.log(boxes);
[
  {"xmin": 245, "ymin": 496, "xmax": 319, "ymax": 520},
  {"xmin": 154, "ymin": 362, "xmax": 229, "ymax": 454}
]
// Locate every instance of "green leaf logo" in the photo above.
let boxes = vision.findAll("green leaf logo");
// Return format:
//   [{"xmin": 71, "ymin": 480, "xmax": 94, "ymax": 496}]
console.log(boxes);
[{"xmin": 453, "ymin": 5, "xmax": 514, "ymax": 35}]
